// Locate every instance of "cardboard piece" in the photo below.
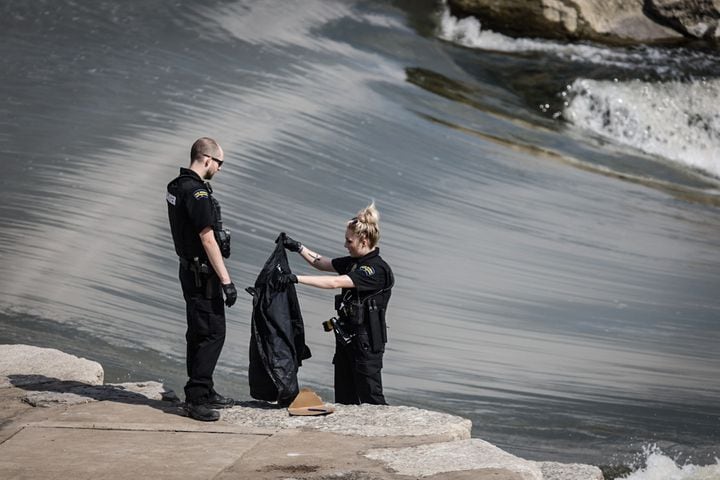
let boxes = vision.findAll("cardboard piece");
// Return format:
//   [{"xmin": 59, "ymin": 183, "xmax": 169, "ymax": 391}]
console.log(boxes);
[{"xmin": 287, "ymin": 387, "xmax": 335, "ymax": 416}]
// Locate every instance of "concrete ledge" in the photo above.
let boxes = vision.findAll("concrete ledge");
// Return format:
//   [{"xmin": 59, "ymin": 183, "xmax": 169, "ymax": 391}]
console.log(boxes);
[{"xmin": 0, "ymin": 344, "xmax": 604, "ymax": 480}]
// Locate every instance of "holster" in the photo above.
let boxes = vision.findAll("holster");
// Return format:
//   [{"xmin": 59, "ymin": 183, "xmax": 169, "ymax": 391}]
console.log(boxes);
[
  {"xmin": 366, "ymin": 299, "xmax": 386, "ymax": 352},
  {"xmin": 180, "ymin": 257, "xmax": 214, "ymax": 299},
  {"xmin": 335, "ymin": 294, "xmax": 364, "ymax": 326}
]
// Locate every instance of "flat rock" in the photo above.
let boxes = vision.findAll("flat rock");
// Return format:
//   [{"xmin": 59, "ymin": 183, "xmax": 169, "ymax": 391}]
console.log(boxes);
[
  {"xmin": 222, "ymin": 402, "xmax": 472, "ymax": 439},
  {"xmin": 365, "ymin": 439, "xmax": 604, "ymax": 480},
  {"xmin": 0, "ymin": 344, "xmax": 104, "ymax": 387},
  {"xmin": 365, "ymin": 439, "xmax": 544, "ymax": 480}
]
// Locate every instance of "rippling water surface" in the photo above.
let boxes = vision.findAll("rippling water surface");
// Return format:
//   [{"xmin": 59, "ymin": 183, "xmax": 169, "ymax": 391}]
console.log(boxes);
[{"xmin": 1, "ymin": 0, "xmax": 719, "ymax": 473}]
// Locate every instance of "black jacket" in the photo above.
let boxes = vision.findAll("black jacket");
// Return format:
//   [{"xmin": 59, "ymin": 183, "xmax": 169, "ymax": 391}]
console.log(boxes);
[{"xmin": 246, "ymin": 234, "xmax": 311, "ymax": 405}]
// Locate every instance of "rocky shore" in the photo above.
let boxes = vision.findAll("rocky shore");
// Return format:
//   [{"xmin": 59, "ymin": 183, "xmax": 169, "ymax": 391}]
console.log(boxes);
[
  {"xmin": 447, "ymin": 0, "xmax": 720, "ymax": 44},
  {"xmin": 0, "ymin": 344, "xmax": 603, "ymax": 479}
]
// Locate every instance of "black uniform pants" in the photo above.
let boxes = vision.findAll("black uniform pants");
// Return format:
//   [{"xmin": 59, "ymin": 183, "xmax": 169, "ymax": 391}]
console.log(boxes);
[
  {"xmin": 333, "ymin": 332, "xmax": 387, "ymax": 405},
  {"xmin": 179, "ymin": 266, "xmax": 226, "ymax": 404}
]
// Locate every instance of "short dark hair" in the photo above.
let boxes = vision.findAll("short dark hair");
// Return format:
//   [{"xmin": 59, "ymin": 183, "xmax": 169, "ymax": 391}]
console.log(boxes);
[{"xmin": 190, "ymin": 137, "xmax": 221, "ymax": 163}]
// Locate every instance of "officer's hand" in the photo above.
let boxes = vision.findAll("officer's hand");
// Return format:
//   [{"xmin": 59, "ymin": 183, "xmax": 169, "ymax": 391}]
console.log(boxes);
[
  {"xmin": 282, "ymin": 234, "xmax": 303, "ymax": 253},
  {"xmin": 222, "ymin": 282, "xmax": 238, "ymax": 307},
  {"xmin": 277, "ymin": 273, "xmax": 298, "ymax": 289}
]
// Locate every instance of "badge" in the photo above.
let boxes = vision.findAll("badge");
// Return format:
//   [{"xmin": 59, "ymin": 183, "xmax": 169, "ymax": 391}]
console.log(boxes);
[
  {"xmin": 358, "ymin": 265, "xmax": 375, "ymax": 277},
  {"xmin": 193, "ymin": 189, "xmax": 209, "ymax": 200}
]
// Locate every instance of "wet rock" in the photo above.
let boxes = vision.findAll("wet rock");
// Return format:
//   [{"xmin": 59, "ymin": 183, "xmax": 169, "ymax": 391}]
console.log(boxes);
[
  {"xmin": 446, "ymin": 0, "xmax": 685, "ymax": 43},
  {"xmin": 646, "ymin": 0, "xmax": 720, "ymax": 39}
]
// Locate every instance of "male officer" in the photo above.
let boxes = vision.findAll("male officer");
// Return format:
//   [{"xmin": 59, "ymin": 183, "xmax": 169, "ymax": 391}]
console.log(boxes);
[{"xmin": 167, "ymin": 137, "xmax": 237, "ymax": 422}]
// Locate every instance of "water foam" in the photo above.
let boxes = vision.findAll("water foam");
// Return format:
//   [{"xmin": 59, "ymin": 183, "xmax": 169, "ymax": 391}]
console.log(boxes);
[
  {"xmin": 621, "ymin": 446, "xmax": 720, "ymax": 480},
  {"xmin": 562, "ymin": 78, "xmax": 720, "ymax": 178},
  {"xmin": 436, "ymin": 5, "xmax": 647, "ymax": 69},
  {"xmin": 435, "ymin": 2, "xmax": 720, "ymax": 180}
]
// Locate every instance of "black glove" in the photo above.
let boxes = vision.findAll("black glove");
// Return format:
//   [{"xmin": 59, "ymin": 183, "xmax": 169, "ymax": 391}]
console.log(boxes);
[
  {"xmin": 277, "ymin": 273, "xmax": 298, "ymax": 289},
  {"xmin": 222, "ymin": 282, "xmax": 238, "ymax": 307},
  {"xmin": 282, "ymin": 234, "xmax": 303, "ymax": 253}
]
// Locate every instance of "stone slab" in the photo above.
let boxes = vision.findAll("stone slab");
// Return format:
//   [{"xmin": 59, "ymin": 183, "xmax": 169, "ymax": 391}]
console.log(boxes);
[
  {"xmin": 216, "ymin": 429, "xmax": 529, "ymax": 480},
  {"xmin": 0, "ymin": 345, "xmax": 104, "ymax": 387},
  {"xmin": 366, "ymin": 438, "xmax": 543, "ymax": 480},
  {"xmin": 0, "ymin": 426, "xmax": 264, "ymax": 480},
  {"xmin": 365, "ymin": 439, "xmax": 603, "ymax": 480},
  {"xmin": 28, "ymin": 399, "xmax": 276, "ymax": 436},
  {"xmin": 222, "ymin": 402, "xmax": 472, "ymax": 440}
]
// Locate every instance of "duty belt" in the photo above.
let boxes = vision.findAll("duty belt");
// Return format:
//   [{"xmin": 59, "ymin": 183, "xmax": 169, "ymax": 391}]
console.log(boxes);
[{"xmin": 338, "ymin": 298, "xmax": 387, "ymax": 352}]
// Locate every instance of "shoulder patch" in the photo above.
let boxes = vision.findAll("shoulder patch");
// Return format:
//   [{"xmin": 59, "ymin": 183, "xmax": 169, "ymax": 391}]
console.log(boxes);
[
  {"xmin": 193, "ymin": 189, "xmax": 209, "ymax": 200},
  {"xmin": 358, "ymin": 265, "xmax": 375, "ymax": 277},
  {"xmin": 166, "ymin": 192, "xmax": 176, "ymax": 206}
]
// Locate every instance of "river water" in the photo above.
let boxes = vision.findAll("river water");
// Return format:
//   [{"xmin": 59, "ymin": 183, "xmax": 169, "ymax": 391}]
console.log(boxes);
[{"xmin": 1, "ymin": 1, "xmax": 719, "ymax": 477}]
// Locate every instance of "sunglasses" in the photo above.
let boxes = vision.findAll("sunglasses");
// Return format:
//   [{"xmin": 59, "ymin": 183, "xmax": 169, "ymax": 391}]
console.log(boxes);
[{"xmin": 203, "ymin": 154, "xmax": 223, "ymax": 167}]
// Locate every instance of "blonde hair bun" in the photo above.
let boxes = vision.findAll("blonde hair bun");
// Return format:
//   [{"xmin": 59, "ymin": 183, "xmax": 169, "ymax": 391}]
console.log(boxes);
[{"xmin": 349, "ymin": 202, "xmax": 380, "ymax": 248}]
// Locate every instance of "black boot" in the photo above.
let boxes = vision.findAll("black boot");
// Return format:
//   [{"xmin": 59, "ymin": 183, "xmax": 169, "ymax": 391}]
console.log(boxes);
[
  {"xmin": 205, "ymin": 392, "xmax": 235, "ymax": 408},
  {"xmin": 186, "ymin": 402, "xmax": 220, "ymax": 421}
]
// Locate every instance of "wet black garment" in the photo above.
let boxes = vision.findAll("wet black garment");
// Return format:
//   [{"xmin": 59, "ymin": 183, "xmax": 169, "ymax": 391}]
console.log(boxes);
[{"xmin": 246, "ymin": 234, "xmax": 311, "ymax": 406}]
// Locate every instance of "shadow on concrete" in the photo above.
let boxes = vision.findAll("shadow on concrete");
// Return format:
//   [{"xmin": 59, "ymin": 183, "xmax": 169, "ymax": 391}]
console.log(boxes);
[
  {"xmin": 232, "ymin": 400, "xmax": 287, "ymax": 410},
  {"xmin": 8, "ymin": 374, "xmax": 185, "ymax": 416},
  {"xmin": 8, "ymin": 375, "xmax": 291, "ymax": 416}
]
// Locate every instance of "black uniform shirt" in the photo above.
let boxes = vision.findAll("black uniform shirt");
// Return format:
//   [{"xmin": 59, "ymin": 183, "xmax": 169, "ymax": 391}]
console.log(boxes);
[
  {"xmin": 166, "ymin": 167, "xmax": 215, "ymax": 260},
  {"xmin": 332, "ymin": 248, "xmax": 393, "ymax": 305}
]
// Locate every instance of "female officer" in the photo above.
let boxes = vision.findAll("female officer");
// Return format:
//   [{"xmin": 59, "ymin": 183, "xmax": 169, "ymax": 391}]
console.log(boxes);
[{"xmin": 280, "ymin": 202, "xmax": 394, "ymax": 405}]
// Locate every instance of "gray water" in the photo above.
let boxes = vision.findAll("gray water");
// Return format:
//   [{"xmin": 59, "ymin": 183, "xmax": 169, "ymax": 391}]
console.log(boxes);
[{"xmin": 1, "ymin": 0, "xmax": 719, "ymax": 472}]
